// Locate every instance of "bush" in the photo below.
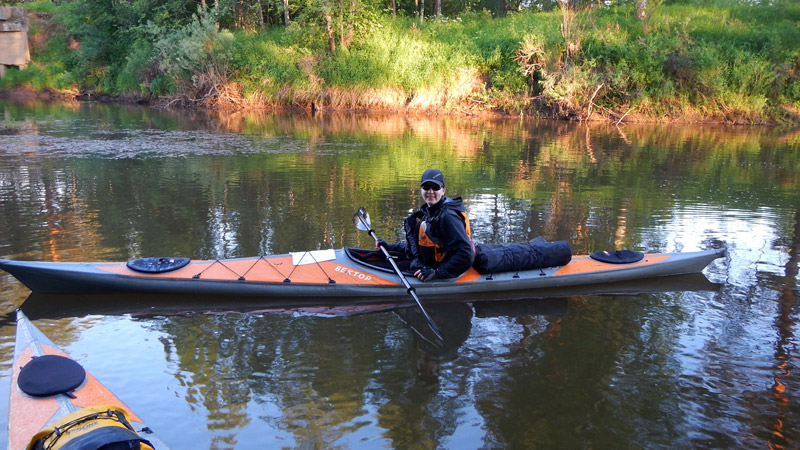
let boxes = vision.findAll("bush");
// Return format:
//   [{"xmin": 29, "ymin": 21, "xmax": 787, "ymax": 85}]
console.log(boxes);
[
  {"xmin": 115, "ymin": 40, "xmax": 156, "ymax": 95},
  {"xmin": 151, "ymin": 8, "xmax": 235, "ymax": 87}
]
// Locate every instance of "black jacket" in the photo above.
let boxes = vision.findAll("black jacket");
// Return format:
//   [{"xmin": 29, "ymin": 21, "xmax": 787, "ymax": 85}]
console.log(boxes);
[{"xmin": 402, "ymin": 196, "xmax": 475, "ymax": 279}]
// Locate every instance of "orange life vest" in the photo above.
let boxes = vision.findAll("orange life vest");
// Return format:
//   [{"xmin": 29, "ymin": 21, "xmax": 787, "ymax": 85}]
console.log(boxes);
[{"xmin": 417, "ymin": 209, "xmax": 473, "ymax": 263}]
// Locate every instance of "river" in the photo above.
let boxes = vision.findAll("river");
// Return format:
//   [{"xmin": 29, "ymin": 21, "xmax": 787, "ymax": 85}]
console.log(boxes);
[{"xmin": 0, "ymin": 99, "xmax": 798, "ymax": 449}]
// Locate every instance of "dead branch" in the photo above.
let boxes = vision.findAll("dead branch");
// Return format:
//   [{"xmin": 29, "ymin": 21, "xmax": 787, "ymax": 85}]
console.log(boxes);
[
  {"xmin": 615, "ymin": 106, "xmax": 636, "ymax": 126},
  {"xmin": 584, "ymin": 83, "xmax": 603, "ymax": 121}
]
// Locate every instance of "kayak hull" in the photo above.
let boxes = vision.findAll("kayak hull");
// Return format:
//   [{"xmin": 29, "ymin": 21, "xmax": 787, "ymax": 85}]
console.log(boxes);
[
  {"xmin": 8, "ymin": 310, "xmax": 170, "ymax": 450},
  {"xmin": 17, "ymin": 272, "xmax": 720, "ymax": 320},
  {"xmin": 0, "ymin": 247, "xmax": 726, "ymax": 301}
]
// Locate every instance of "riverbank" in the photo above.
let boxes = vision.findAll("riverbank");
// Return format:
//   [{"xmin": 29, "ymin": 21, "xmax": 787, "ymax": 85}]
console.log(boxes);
[
  {"xmin": 4, "ymin": 84, "xmax": 798, "ymax": 126},
  {"xmin": 2, "ymin": 1, "xmax": 799, "ymax": 125}
]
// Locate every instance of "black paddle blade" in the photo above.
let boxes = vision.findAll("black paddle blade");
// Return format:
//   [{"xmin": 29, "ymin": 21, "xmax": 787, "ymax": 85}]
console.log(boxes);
[{"xmin": 353, "ymin": 207, "xmax": 371, "ymax": 231}]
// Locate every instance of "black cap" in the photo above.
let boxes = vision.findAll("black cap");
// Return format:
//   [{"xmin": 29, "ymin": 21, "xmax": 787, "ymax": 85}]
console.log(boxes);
[{"xmin": 420, "ymin": 169, "xmax": 445, "ymax": 188}]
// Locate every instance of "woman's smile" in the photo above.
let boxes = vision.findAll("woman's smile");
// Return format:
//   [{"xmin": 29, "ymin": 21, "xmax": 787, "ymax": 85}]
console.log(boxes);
[{"xmin": 421, "ymin": 184, "xmax": 444, "ymax": 206}]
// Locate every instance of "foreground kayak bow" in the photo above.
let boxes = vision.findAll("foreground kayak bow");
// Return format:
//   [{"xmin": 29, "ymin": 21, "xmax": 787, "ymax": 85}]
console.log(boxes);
[{"xmin": 8, "ymin": 310, "xmax": 170, "ymax": 450}]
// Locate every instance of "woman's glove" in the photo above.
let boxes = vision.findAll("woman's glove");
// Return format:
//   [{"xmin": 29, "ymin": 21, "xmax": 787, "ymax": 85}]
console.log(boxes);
[{"xmin": 415, "ymin": 266, "xmax": 437, "ymax": 282}]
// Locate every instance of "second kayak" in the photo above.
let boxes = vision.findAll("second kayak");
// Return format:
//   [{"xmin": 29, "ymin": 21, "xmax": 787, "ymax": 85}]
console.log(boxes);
[{"xmin": 8, "ymin": 310, "xmax": 170, "ymax": 450}]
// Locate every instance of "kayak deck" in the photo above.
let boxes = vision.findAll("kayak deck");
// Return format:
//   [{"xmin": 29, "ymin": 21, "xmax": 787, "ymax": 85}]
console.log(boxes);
[{"xmin": 0, "ymin": 247, "xmax": 727, "ymax": 300}]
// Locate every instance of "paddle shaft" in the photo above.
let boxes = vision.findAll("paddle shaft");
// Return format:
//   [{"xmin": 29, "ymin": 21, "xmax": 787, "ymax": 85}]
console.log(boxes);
[{"xmin": 360, "ymin": 223, "xmax": 444, "ymax": 340}]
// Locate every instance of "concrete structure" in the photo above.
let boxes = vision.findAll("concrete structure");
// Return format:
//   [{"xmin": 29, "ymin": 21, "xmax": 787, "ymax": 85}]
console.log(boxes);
[{"xmin": 0, "ymin": 6, "xmax": 30, "ymax": 78}]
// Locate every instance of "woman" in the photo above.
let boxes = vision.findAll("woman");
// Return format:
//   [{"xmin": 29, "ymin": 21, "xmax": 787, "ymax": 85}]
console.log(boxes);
[{"xmin": 380, "ymin": 169, "xmax": 475, "ymax": 281}]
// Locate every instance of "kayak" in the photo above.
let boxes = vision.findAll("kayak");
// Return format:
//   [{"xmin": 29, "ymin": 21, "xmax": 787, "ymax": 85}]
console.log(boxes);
[
  {"xmin": 8, "ymin": 310, "xmax": 169, "ymax": 450},
  {"xmin": 0, "ymin": 246, "xmax": 726, "ymax": 302}
]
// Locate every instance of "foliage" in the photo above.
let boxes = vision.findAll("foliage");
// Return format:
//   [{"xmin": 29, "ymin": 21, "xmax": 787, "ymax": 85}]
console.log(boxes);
[
  {"xmin": 0, "ymin": 63, "xmax": 75, "ymax": 92},
  {"xmin": 3, "ymin": 0, "xmax": 800, "ymax": 122},
  {"xmin": 232, "ymin": 30, "xmax": 314, "ymax": 97},
  {"xmin": 115, "ymin": 40, "xmax": 158, "ymax": 95},
  {"xmin": 150, "ymin": 9, "xmax": 235, "ymax": 88}
]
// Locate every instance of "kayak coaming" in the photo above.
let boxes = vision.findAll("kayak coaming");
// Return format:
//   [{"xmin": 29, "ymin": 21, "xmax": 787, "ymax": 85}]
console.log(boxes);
[
  {"xmin": 0, "ymin": 247, "xmax": 727, "ymax": 300},
  {"xmin": 9, "ymin": 310, "xmax": 169, "ymax": 450}
]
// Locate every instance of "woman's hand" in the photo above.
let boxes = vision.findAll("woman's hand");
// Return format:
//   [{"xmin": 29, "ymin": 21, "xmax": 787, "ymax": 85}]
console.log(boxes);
[{"xmin": 414, "ymin": 266, "xmax": 436, "ymax": 281}]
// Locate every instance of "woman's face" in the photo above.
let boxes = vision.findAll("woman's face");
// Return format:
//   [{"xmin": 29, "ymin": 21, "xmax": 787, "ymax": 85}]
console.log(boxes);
[{"xmin": 421, "ymin": 183, "xmax": 445, "ymax": 207}]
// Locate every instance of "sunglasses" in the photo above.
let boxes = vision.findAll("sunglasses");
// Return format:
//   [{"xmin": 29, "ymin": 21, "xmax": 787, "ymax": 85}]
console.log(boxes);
[{"xmin": 421, "ymin": 183, "xmax": 442, "ymax": 191}]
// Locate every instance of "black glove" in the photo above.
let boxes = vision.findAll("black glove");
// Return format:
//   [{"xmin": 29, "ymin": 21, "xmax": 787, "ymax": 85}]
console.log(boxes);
[
  {"xmin": 416, "ymin": 266, "xmax": 436, "ymax": 282},
  {"xmin": 409, "ymin": 258, "xmax": 425, "ymax": 271},
  {"xmin": 376, "ymin": 239, "xmax": 390, "ymax": 249}
]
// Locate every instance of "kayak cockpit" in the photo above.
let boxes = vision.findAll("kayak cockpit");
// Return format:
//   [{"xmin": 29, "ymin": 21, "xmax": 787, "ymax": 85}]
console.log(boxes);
[{"xmin": 344, "ymin": 247, "xmax": 414, "ymax": 275}]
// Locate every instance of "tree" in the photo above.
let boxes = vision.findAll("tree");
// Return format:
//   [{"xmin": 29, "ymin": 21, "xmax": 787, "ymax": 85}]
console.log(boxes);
[{"xmin": 558, "ymin": 0, "xmax": 583, "ymax": 68}]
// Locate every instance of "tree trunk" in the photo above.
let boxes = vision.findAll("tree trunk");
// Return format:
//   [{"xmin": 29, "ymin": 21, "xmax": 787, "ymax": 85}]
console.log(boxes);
[
  {"xmin": 391, "ymin": 0, "xmax": 396, "ymax": 17},
  {"xmin": 339, "ymin": 0, "xmax": 344, "ymax": 48},
  {"xmin": 434, "ymin": 0, "xmax": 440, "ymax": 18},
  {"xmin": 342, "ymin": 0, "xmax": 356, "ymax": 48},
  {"xmin": 256, "ymin": 0, "xmax": 264, "ymax": 28},
  {"xmin": 283, "ymin": 0, "xmax": 290, "ymax": 26},
  {"xmin": 325, "ymin": 13, "xmax": 336, "ymax": 53},
  {"xmin": 559, "ymin": 0, "xmax": 581, "ymax": 69},
  {"xmin": 419, "ymin": 0, "xmax": 424, "ymax": 22}
]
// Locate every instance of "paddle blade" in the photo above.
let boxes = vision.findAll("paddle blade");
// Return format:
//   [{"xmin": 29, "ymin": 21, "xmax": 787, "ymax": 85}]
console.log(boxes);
[{"xmin": 353, "ymin": 207, "xmax": 371, "ymax": 231}]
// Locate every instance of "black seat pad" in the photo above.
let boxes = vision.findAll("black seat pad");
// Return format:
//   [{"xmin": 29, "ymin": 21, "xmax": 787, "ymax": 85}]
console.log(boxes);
[
  {"xmin": 589, "ymin": 250, "xmax": 645, "ymax": 264},
  {"xmin": 18, "ymin": 354, "xmax": 86, "ymax": 397},
  {"xmin": 127, "ymin": 257, "xmax": 191, "ymax": 273}
]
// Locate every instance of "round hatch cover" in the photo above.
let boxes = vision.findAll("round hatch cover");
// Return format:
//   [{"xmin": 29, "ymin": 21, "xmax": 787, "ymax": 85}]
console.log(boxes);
[
  {"xmin": 18, "ymin": 355, "xmax": 86, "ymax": 397},
  {"xmin": 589, "ymin": 250, "xmax": 645, "ymax": 264},
  {"xmin": 127, "ymin": 257, "xmax": 191, "ymax": 273}
]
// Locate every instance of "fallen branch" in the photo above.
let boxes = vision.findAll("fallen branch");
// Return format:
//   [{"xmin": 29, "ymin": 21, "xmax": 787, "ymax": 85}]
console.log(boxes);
[
  {"xmin": 584, "ymin": 83, "xmax": 604, "ymax": 121},
  {"xmin": 615, "ymin": 106, "xmax": 635, "ymax": 126}
]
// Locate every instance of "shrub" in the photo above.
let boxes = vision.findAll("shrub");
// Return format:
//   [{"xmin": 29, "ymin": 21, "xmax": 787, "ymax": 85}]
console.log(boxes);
[{"xmin": 148, "ymin": 7, "xmax": 236, "ymax": 103}]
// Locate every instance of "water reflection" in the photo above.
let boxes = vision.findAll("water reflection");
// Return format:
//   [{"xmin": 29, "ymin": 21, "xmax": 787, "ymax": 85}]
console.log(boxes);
[
  {"xmin": 395, "ymin": 304, "xmax": 474, "ymax": 379},
  {"xmin": 3, "ymin": 102, "xmax": 800, "ymax": 262},
  {"xmin": 1, "ymin": 99, "xmax": 799, "ymax": 448},
  {"xmin": 763, "ymin": 208, "xmax": 799, "ymax": 449}
]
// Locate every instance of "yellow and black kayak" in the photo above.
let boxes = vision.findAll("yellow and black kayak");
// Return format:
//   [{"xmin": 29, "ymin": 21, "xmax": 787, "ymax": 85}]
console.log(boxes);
[
  {"xmin": 8, "ymin": 310, "xmax": 169, "ymax": 450},
  {"xmin": 0, "ymin": 247, "xmax": 726, "ymax": 302}
]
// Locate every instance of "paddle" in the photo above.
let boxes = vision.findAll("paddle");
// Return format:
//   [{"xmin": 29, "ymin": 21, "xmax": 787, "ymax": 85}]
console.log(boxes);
[{"xmin": 353, "ymin": 207, "xmax": 444, "ymax": 341}]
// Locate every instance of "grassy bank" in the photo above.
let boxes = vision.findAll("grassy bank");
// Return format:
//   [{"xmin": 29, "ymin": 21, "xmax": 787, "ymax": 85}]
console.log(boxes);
[{"xmin": 2, "ymin": 0, "xmax": 799, "ymax": 123}]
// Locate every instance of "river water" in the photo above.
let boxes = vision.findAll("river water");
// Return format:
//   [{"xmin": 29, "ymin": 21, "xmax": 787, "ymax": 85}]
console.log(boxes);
[{"xmin": 0, "ymin": 100, "xmax": 798, "ymax": 449}]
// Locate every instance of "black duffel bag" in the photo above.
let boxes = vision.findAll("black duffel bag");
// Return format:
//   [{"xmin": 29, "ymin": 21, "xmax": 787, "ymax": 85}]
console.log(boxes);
[{"xmin": 473, "ymin": 237, "xmax": 572, "ymax": 274}]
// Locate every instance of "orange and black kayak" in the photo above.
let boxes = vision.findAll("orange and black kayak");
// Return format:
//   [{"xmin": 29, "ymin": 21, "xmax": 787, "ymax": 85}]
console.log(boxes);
[
  {"xmin": 8, "ymin": 310, "xmax": 170, "ymax": 450},
  {"xmin": 0, "ymin": 247, "xmax": 726, "ymax": 302}
]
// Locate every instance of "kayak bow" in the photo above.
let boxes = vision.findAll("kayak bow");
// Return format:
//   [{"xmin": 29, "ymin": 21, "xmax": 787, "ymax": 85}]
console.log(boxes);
[{"xmin": 8, "ymin": 310, "xmax": 170, "ymax": 450}]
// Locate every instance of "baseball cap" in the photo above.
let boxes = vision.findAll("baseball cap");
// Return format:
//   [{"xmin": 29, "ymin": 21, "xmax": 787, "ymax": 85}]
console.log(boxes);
[{"xmin": 420, "ymin": 169, "xmax": 445, "ymax": 187}]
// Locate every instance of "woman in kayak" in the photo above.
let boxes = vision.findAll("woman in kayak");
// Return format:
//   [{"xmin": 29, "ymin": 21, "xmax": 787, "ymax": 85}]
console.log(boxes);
[{"xmin": 379, "ymin": 169, "xmax": 475, "ymax": 281}]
